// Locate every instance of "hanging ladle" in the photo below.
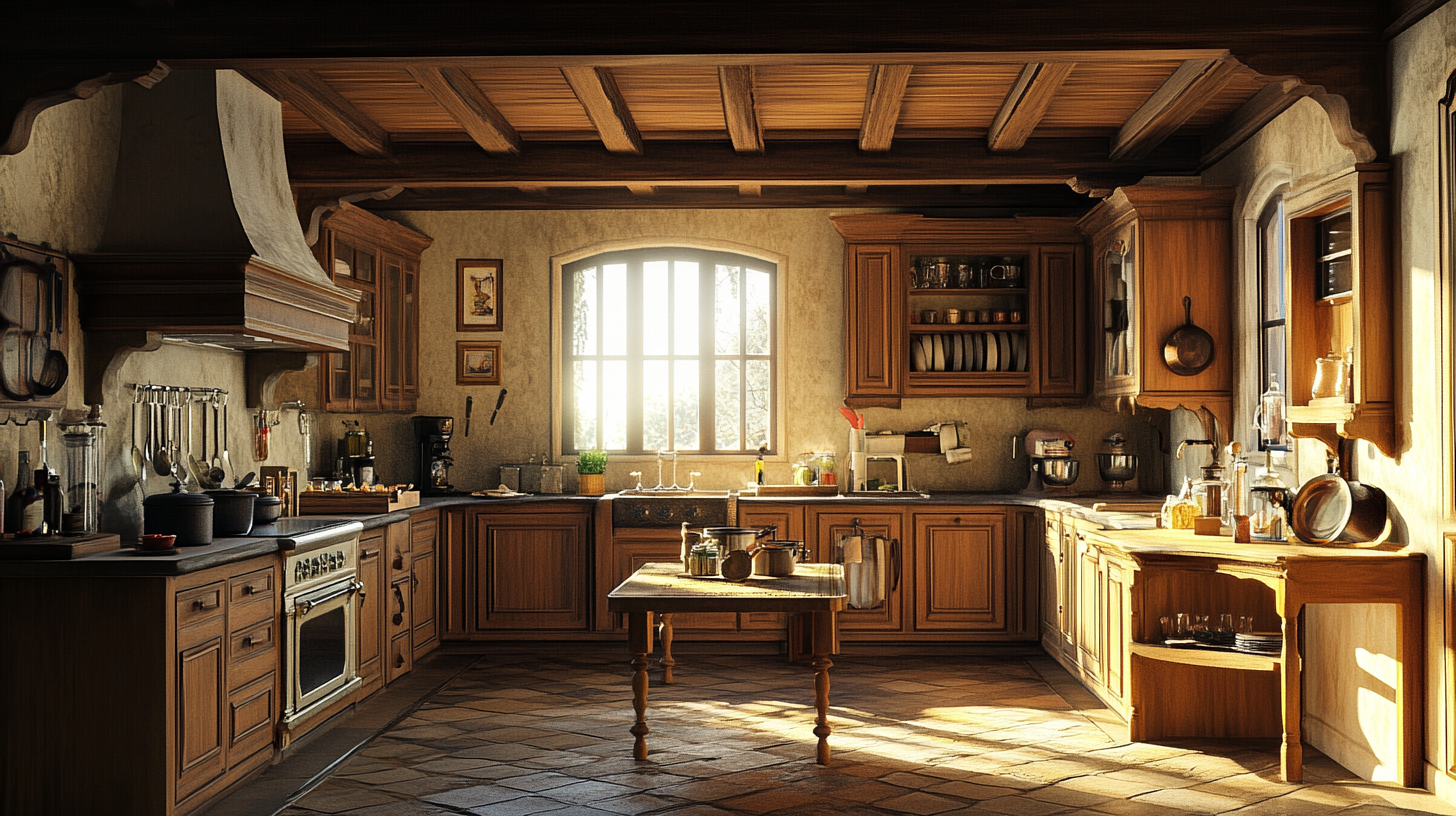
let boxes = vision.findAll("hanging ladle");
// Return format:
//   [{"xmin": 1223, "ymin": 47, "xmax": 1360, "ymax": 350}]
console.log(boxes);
[{"xmin": 153, "ymin": 389, "xmax": 175, "ymax": 476}]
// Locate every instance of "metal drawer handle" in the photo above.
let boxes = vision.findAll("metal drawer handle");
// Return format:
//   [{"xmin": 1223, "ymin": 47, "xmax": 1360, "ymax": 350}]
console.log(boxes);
[
  {"xmin": 192, "ymin": 597, "xmax": 220, "ymax": 612},
  {"xmin": 394, "ymin": 653, "xmax": 405, "ymax": 668},
  {"xmin": 362, "ymin": 548, "xmax": 380, "ymax": 558},
  {"xmin": 298, "ymin": 580, "xmax": 362, "ymax": 615},
  {"xmin": 392, "ymin": 584, "xmax": 405, "ymax": 626},
  {"xmin": 392, "ymin": 554, "xmax": 404, "ymax": 571}
]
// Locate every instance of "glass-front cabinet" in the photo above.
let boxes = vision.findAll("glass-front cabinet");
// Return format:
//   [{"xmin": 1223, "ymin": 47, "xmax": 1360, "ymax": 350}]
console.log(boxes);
[
  {"xmin": 1078, "ymin": 186, "xmax": 1235, "ymax": 438},
  {"xmin": 833, "ymin": 215, "xmax": 1085, "ymax": 408},
  {"xmin": 314, "ymin": 204, "xmax": 432, "ymax": 413}
]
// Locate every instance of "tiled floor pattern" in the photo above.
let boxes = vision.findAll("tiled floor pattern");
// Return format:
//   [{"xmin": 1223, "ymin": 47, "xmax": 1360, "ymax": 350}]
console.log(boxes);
[{"xmin": 276, "ymin": 651, "xmax": 1451, "ymax": 816}]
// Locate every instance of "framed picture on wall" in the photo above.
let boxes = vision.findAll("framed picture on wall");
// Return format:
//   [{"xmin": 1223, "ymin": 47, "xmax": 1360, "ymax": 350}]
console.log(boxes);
[
  {"xmin": 457, "ymin": 259, "xmax": 503, "ymax": 331},
  {"xmin": 457, "ymin": 341, "xmax": 502, "ymax": 385}
]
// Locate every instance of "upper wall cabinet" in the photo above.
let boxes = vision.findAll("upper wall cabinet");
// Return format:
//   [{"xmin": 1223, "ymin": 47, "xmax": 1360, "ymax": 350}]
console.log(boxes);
[
  {"xmin": 1077, "ymin": 186, "xmax": 1235, "ymax": 437},
  {"xmin": 314, "ymin": 205, "xmax": 432, "ymax": 413},
  {"xmin": 832, "ymin": 215, "xmax": 1086, "ymax": 409},
  {"xmin": 1283, "ymin": 165, "xmax": 1396, "ymax": 458}
]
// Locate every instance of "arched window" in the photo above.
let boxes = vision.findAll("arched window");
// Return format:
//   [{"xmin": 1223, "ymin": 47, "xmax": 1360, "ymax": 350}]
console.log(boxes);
[{"xmin": 560, "ymin": 247, "xmax": 776, "ymax": 455}]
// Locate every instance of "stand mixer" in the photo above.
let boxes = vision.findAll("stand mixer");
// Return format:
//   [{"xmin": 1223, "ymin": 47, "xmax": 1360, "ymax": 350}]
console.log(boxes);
[
  {"xmin": 1022, "ymin": 429, "xmax": 1080, "ymax": 496},
  {"xmin": 1095, "ymin": 432, "xmax": 1140, "ymax": 493}
]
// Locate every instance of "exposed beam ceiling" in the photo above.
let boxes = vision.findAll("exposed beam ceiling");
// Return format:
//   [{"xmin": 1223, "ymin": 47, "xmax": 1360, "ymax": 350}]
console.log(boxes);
[
  {"xmin": 243, "ymin": 68, "xmax": 392, "ymax": 159},
  {"xmin": 1110, "ymin": 57, "xmax": 1239, "ymax": 160},
  {"xmin": 1199, "ymin": 77, "xmax": 1312, "ymax": 168},
  {"xmin": 406, "ymin": 66, "xmax": 521, "ymax": 155},
  {"xmin": 559, "ymin": 66, "xmax": 643, "ymax": 154},
  {"xmin": 858, "ymin": 65, "xmax": 912, "ymax": 152},
  {"xmin": 285, "ymin": 138, "xmax": 1201, "ymax": 190},
  {"xmin": 718, "ymin": 66, "xmax": 763, "ymax": 153},
  {"xmin": 987, "ymin": 63, "xmax": 1074, "ymax": 153}
]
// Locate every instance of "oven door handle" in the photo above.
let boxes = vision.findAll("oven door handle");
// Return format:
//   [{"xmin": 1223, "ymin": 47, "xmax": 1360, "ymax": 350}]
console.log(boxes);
[{"xmin": 296, "ymin": 580, "xmax": 363, "ymax": 616}]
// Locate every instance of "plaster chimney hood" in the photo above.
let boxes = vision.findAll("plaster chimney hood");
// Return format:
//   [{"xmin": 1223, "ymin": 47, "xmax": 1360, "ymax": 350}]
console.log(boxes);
[{"xmin": 75, "ymin": 69, "xmax": 356, "ymax": 352}]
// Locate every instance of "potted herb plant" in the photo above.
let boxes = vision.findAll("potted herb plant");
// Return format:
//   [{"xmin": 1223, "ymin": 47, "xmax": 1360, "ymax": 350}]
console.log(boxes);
[{"xmin": 576, "ymin": 450, "xmax": 608, "ymax": 495}]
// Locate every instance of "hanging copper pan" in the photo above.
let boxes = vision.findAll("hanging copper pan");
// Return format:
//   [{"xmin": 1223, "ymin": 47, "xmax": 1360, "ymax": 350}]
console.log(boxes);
[{"xmin": 1163, "ymin": 296, "xmax": 1214, "ymax": 375}]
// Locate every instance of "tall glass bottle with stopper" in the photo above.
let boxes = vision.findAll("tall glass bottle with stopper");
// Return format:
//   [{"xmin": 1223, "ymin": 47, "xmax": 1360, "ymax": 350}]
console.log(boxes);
[
  {"xmin": 7, "ymin": 451, "xmax": 43, "ymax": 535},
  {"xmin": 1250, "ymin": 375, "xmax": 1290, "ymax": 542}
]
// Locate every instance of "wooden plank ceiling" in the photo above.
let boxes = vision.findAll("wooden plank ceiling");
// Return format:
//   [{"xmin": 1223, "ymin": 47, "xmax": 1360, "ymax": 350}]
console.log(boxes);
[{"xmin": 254, "ymin": 56, "xmax": 1289, "ymax": 214}]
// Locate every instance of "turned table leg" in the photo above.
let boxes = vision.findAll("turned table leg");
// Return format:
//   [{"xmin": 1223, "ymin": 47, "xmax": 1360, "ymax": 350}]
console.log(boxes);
[
  {"xmin": 628, "ymin": 610, "xmax": 654, "ymax": 760},
  {"xmin": 811, "ymin": 609, "xmax": 835, "ymax": 765},
  {"xmin": 658, "ymin": 612, "xmax": 675, "ymax": 684},
  {"xmin": 1279, "ymin": 595, "xmax": 1303, "ymax": 783}
]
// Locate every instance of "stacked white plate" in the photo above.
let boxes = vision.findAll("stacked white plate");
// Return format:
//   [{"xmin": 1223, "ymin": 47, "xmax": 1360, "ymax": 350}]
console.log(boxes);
[
  {"xmin": 1234, "ymin": 631, "xmax": 1283, "ymax": 655},
  {"xmin": 909, "ymin": 332, "xmax": 1029, "ymax": 373}
]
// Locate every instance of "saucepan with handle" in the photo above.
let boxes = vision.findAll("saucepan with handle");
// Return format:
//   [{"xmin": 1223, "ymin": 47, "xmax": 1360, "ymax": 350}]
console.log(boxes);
[{"xmin": 1289, "ymin": 472, "xmax": 1389, "ymax": 546}]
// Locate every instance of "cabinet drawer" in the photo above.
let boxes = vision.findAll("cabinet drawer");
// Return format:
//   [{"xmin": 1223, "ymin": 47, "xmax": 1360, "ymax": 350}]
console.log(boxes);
[
  {"xmin": 386, "ymin": 631, "xmax": 412, "ymax": 684},
  {"xmin": 177, "ymin": 582, "xmax": 226, "ymax": 634},
  {"xmin": 229, "ymin": 567, "xmax": 276, "ymax": 630},
  {"xmin": 228, "ymin": 619, "xmax": 277, "ymax": 687},
  {"xmin": 227, "ymin": 671, "xmax": 276, "ymax": 763},
  {"xmin": 412, "ymin": 516, "xmax": 438, "ymax": 554}
]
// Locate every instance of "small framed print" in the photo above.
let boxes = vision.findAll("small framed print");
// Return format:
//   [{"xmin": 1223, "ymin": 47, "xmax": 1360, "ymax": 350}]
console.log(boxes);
[
  {"xmin": 457, "ymin": 259, "xmax": 502, "ymax": 331},
  {"xmin": 457, "ymin": 341, "xmax": 502, "ymax": 385}
]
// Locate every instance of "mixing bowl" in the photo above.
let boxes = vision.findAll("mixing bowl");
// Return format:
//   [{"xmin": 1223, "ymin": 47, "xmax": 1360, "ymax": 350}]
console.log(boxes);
[{"xmin": 1039, "ymin": 458, "xmax": 1080, "ymax": 486}]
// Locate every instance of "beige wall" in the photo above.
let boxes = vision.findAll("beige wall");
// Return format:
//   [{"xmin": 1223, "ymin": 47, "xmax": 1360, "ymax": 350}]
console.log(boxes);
[
  {"xmin": 353, "ymin": 208, "xmax": 1160, "ymax": 496},
  {"xmin": 0, "ymin": 85, "xmax": 309, "ymax": 538},
  {"xmin": 1197, "ymin": 2, "xmax": 1456, "ymax": 786}
]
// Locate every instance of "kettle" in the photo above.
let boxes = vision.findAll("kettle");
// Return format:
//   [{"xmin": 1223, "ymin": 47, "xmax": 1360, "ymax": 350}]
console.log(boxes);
[{"xmin": 720, "ymin": 539, "xmax": 809, "ymax": 582}]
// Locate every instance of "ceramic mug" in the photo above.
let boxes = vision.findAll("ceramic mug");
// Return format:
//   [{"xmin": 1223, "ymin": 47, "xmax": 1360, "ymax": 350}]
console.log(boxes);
[{"xmin": 990, "ymin": 263, "xmax": 1023, "ymax": 288}]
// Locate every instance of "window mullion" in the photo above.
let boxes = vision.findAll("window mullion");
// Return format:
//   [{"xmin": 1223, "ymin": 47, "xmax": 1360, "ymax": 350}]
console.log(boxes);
[
  {"xmin": 699, "ymin": 251, "xmax": 715, "ymax": 455},
  {"xmin": 627, "ymin": 259, "xmax": 643, "ymax": 453}
]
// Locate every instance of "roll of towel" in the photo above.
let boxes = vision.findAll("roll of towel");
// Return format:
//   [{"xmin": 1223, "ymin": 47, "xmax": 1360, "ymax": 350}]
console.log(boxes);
[{"xmin": 946, "ymin": 447, "xmax": 974, "ymax": 465}]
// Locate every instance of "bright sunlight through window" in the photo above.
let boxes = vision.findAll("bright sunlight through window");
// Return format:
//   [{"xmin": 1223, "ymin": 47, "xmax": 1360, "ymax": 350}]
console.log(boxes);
[{"xmin": 562, "ymin": 247, "xmax": 776, "ymax": 455}]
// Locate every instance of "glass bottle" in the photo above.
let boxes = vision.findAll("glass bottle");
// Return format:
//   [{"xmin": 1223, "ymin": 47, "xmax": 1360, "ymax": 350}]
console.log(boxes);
[
  {"xmin": 1169, "ymin": 477, "xmax": 1198, "ymax": 530},
  {"xmin": 1255, "ymin": 376, "xmax": 1287, "ymax": 449},
  {"xmin": 63, "ymin": 427, "xmax": 100, "ymax": 534},
  {"xmin": 6, "ymin": 451, "xmax": 42, "ymax": 535}
]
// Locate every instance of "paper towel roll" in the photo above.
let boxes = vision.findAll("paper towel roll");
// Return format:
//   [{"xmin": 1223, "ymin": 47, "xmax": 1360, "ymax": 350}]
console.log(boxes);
[{"xmin": 946, "ymin": 447, "xmax": 974, "ymax": 464}]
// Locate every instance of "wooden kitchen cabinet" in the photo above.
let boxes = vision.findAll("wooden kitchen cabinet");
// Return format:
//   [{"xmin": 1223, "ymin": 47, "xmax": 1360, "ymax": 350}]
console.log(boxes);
[
  {"xmin": 912, "ymin": 511, "xmax": 1008, "ymax": 631},
  {"xmin": 355, "ymin": 528, "xmax": 386, "ymax": 697},
  {"xmin": 314, "ymin": 203, "xmax": 432, "ymax": 413},
  {"xmin": 832, "ymin": 214, "xmax": 1086, "ymax": 408},
  {"xmin": 807, "ymin": 508, "xmax": 904, "ymax": 634},
  {"xmin": 1283, "ymin": 164, "xmax": 1396, "ymax": 457},
  {"xmin": 384, "ymin": 520, "xmax": 412, "ymax": 684},
  {"xmin": 1078, "ymin": 186, "xmax": 1236, "ymax": 437},
  {"xmin": 444, "ymin": 504, "xmax": 591, "ymax": 634},
  {"xmin": 0, "ymin": 554, "xmax": 282, "ymax": 816},
  {"xmin": 410, "ymin": 511, "xmax": 440, "ymax": 659}
]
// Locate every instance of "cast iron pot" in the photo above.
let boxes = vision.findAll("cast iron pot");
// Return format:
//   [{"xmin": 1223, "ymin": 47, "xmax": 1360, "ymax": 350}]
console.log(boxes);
[
  {"xmin": 253, "ymin": 493, "xmax": 283, "ymax": 525},
  {"xmin": 205, "ymin": 489, "xmax": 256, "ymax": 537},
  {"xmin": 143, "ymin": 483, "xmax": 214, "ymax": 547},
  {"xmin": 1289, "ymin": 473, "xmax": 1388, "ymax": 545}
]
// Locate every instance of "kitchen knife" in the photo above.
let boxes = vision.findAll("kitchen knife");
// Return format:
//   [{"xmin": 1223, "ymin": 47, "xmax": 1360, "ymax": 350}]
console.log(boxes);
[
  {"xmin": 464, "ymin": 396, "xmax": 474, "ymax": 437},
  {"xmin": 489, "ymin": 387, "xmax": 508, "ymax": 425}
]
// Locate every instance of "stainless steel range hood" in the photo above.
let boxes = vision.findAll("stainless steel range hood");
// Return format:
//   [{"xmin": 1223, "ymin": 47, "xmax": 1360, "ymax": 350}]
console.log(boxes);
[{"xmin": 75, "ymin": 70, "xmax": 356, "ymax": 351}]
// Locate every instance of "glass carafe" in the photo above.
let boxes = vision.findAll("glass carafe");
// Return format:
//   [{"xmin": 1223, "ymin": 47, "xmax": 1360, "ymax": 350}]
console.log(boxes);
[{"xmin": 1311, "ymin": 347, "xmax": 1352, "ymax": 401}]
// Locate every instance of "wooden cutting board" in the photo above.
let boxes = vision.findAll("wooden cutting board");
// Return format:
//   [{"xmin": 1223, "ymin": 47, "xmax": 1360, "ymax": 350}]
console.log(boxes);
[{"xmin": 0, "ymin": 533, "xmax": 122, "ymax": 560}]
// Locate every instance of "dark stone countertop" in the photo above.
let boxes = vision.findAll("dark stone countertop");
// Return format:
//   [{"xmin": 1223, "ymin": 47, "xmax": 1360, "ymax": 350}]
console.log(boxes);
[{"xmin": 0, "ymin": 491, "xmax": 1156, "ymax": 578}]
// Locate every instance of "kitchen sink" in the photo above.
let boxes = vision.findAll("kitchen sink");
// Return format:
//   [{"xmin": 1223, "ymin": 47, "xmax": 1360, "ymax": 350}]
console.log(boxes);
[{"xmin": 611, "ymin": 493, "xmax": 731, "ymax": 528}]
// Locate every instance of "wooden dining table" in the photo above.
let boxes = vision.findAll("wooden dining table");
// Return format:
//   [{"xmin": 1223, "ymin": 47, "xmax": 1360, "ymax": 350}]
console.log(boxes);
[{"xmin": 606, "ymin": 561, "xmax": 847, "ymax": 764}]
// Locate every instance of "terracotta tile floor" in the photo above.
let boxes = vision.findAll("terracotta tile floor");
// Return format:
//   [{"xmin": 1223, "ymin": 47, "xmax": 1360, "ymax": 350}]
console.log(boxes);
[{"xmin": 217, "ymin": 650, "xmax": 1455, "ymax": 816}]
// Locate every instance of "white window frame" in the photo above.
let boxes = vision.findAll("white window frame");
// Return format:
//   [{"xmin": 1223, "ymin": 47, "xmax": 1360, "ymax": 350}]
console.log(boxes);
[
  {"xmin": 1237, "ymin": 163, "xmax": 1296, "ymax": 472},
  {"xmin": 550, "ymin": 239, "xmax": 787, "ymax": 465}
]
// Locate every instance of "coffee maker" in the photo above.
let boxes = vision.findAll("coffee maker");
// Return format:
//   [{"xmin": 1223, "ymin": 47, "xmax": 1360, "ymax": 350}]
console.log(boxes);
[
  {"xmin": 413, "ymin": 416, "xmax": 455, "ymax": 495},
  {"xmin": 1022, "ymin": 429, "xmax": 1080, "ymax": 496}
]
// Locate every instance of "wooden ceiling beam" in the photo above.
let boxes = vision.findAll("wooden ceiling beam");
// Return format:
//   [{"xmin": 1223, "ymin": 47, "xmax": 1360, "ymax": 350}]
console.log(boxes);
[
  {"xmin": 406, "ymin": 66, "xmax": 520, "ymax": 155},
  {"xmin": 987, "ymin": 63, "xmax": 1073, "ymax": 153},
  {"xmin": 1199, "ymin": 77, "xmax": 1312, "ymax": 168},
  {"xmin": 718, "ymin": 66, "xmax": 763, "ymax": 153},
  {"xmin": 286, "ymin": 137, "xmax": 1199, "ymax": 188},
  {"xmin": 341, "ymin": 183, "xmax": 1101, "ymax": 212},
  {"xmin": 1109, "ymin": 57, "xmax": 1238, "ymax": 161},
  {"xmin": 560, "ymin": 66, "xmax": 643, "ymax": 155},
  {"xmin": 859, "ymin": 65, "xmax": 912, "ymax": 152},
  {"xmin": 243, "ymin": 68, "xmax": 392, "ymax": 159}
]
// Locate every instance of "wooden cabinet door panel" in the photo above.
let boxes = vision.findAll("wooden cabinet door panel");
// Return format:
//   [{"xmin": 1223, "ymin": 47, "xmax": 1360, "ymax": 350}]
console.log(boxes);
[
  {"xmin": 1102, "ymin": 554, "xmax": 1131, "ymax": 706},
  {"xmin": 845, "ymin": 245, "xmax": 902, "ymax": 402},
  {"xmin": 808, "ymin": 509, "xmax": 902, "ymax": 632},
  {"xmin": 913, "ymin": 512, "xmax": 1007, "ymax": 631},
  {"xmin": 356, "ymin": 534, "xmax": 385, "ymax": 694},
  {"xmin": 386, "ymin": 575, "xmax": 413, "ymax": 684},
  {"xmin": 227, "ymin": 671, "xmax": 276, "ymax": 764},
  {"xmin": 1036, "ymin": 245, "xmax": 1085, "ymax": 396},
  {"xmin": 411, "ymin": 548, "xmax": 438, "ymax": 658},
  {"xmin": 386, "ymin": 631, "xmax": 412, "ymax": 684},
  {"xmin": 176, "ymin": 620, "xmax": 226, "ymax": 802},
  {"xmin": 474, "ymin": 512, "xmax": 588, "ymax": 630},
  {"xmin": 1075, "ymin": 532, "xmax": 1102, "ymax": 678}
]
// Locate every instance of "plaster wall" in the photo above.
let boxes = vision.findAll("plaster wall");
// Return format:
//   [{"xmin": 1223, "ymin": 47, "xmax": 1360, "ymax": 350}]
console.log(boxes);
[
  {"xmin": 0, "ymin": 84, "xmax": 308, "ymax": 538},
  {"xmin": 342, "ymin": 208, "xmax": 1159, "ymax": 496},
  {"xmin": 1197, "ymin": 1, "xmax": 1455, "ymax": 785}
]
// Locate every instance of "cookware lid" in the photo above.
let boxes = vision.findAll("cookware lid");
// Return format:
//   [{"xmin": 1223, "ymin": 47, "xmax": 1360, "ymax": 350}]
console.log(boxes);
[
  {"xmin": 703, "ymin": 527, "xmax": 760, "ymax": 535},
  {"xmin": 205, "ymin": 489, "xmax": 256, "ymax": 498},
  {"xmin": 760, "ymin": 540, "xmax": 803, "ymax": 549},
  {"xmin": 144, "ymin": 484, "xmax": 214, "ymax": 506},
  {"xmin": 254, "ymin": 493, "xmax": 283, "ymax": 506},
  {"xmin": 1290, "ymin": 474, "xmax": 1351, "ymax": 543}
]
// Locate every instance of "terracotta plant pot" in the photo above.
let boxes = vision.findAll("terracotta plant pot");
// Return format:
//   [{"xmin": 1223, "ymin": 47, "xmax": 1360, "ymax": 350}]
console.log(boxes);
[{"xmin": 578, "ymin": 473, "xmax": 606, "ymax": 496}]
